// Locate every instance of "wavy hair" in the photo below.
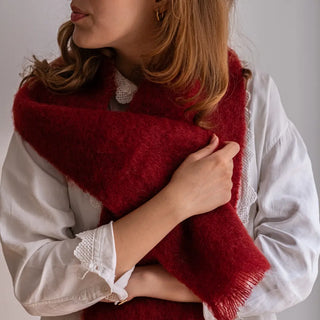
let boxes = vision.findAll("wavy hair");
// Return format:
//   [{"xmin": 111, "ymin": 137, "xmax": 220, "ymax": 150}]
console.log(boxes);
[{"xmin": 20, "ymin": 0, "xmax": 251, "ymax": 130}]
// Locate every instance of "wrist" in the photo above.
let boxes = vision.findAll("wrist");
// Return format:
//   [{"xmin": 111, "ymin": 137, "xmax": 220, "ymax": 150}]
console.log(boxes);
[
  {"xmin": 129, "ymin": 264, "xmax": 165, "ymax": 298},
  {"xmin": 137, "ymin": 264, "xmax": 163, "ymax": 298},
  {"xmin": 158, "ymin": 184, "xmax": 189, "ymax": 223},
  {"xmin": 140, "ymin": 264, "xmax": 202, "ymax": 303},
  {"xmin": 128, "ymin": 265, "xmax": 150, "ymax": 298}
]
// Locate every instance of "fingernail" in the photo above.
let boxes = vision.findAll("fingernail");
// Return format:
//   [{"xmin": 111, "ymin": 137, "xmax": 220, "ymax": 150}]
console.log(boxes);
[{"xmin": 210, "ymin": 134, "xmax": 217, "ymax": 143}]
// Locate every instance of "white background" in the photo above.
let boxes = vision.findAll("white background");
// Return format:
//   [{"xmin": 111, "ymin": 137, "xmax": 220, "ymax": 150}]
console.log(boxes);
[{"xmin": 0, "ymin": 1, "xmax": 319, "ymax": 319}]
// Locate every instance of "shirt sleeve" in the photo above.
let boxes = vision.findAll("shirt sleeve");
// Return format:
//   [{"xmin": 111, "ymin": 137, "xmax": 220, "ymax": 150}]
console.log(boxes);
[
  {"xmin": 0, "ymin": 130, "xmax": 134, "ymax": 317},
  {"xmin": 73, "ymin": 224, "xmax": 135, "ymax": 304},
  {"xmin": 237, "ymin": 95, "xmax": 320, "ymax": 315},
  {"xmin": 202, "ymin": 72, "xmax": 320, "ymax": 320}
]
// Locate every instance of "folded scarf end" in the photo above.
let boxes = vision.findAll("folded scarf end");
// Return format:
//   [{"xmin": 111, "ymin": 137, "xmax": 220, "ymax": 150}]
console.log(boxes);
[{"xmin": 204, "ymin": 269, "xmax": 270, "ymax": 320}]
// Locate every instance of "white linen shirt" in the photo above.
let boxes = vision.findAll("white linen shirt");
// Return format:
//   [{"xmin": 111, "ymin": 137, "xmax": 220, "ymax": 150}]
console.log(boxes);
[{"xmin": 0, "ymin": 68, "xmax": 319, "ymax": 320}]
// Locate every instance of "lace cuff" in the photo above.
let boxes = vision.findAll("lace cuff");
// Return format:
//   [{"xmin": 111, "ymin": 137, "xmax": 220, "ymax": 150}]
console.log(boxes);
[
  {"xmin": 74, "ymin": 221, "xmax": 135, "ymax": 304},
  {"xmin": 236, "ymin": 88, "xmax": 257, "ymax": 225}
]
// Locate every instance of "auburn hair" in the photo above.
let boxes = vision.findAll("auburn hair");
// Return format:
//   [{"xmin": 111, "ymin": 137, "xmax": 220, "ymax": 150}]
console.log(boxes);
[{"xmin": 19, "ymin": 0, "xmax": 251, "ymax": 130}]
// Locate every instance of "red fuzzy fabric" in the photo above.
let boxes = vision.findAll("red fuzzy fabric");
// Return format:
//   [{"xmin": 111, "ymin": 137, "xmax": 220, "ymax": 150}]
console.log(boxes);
[{"xmin": 12, "ymin": 49, "xmax": 270, "ymax": 320}]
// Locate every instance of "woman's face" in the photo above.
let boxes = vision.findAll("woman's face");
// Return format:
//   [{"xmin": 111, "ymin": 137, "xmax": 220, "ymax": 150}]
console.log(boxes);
[{"xmin": 70, "ymin": 0, "xmax": 158, "ymax": 54}]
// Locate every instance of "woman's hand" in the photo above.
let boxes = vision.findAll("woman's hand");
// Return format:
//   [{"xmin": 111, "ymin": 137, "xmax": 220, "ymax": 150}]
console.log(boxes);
[{"xmin": 164, "ymin": 134, "xmax": 240, "ymax": 220}]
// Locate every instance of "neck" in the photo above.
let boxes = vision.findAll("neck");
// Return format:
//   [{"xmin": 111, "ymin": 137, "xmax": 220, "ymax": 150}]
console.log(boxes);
[{"xmin": 114, "ymin": 50, "xmax": 144, "ymax": 86}]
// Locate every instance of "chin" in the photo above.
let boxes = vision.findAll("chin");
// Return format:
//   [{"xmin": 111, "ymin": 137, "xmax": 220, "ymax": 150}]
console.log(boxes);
[
  {"xmin": 71, "ymin": 30, "xmax": 117, "ymax": 52},
  {"xmin": 72, "ymin": 35, "xmax": 112, "ymax": 51},
  {"xmin": 71, "ymin": 29, "xmax": 95, "ymax": 48},
  {"xmin": 72, "ymin": 35, "xmax": 91, "ymax": 49}
]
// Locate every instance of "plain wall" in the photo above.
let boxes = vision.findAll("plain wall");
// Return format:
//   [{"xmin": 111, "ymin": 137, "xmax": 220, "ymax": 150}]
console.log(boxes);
[{"xmin": 0, "ymin": 1, "xmax": 319, "ymax": 319}]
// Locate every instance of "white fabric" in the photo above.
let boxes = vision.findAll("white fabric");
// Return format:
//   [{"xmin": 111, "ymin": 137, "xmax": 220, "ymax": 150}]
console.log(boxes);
[
  {"xmin": 73, "ymin": 224, "xmax": 135, "ymax": 304},
  {"xmin": 114, "ymin": 68, "xmax": 138, "ymax": 104},
  {"xmin": 236, "ymin": 89, "xmax": 257, "ymax": 225},
  {"xmin": 0, "ymin": 68, "xmax": 319, "ymax": 320}
]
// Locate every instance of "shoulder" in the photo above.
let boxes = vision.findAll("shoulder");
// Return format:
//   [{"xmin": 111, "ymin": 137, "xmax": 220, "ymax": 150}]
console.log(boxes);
[
  {"xmin": 246, "ymin": 68, "xmax": 290, "ymax": 157},
  {"xmin": 1, "ymin": 130, "xmax": 67, "ymax": 187}
]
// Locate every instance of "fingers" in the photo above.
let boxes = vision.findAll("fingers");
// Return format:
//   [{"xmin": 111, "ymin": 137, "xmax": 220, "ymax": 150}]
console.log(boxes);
[
  {"xmin": 216, "ymin": 140, "xmax": 240, "ymax": 159},
  {"xmin": 186, "ymin": 134, "xmax": 240, "ymax": 163},
  {"xmin": 188, "ymin": 134, "xmax": 219, "ymax": 161}
]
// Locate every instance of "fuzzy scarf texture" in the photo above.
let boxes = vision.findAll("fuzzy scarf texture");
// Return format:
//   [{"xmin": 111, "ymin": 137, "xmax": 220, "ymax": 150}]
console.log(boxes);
[{"xmin": 12, "ymin": 49, "xmax": 270, "ymax": 320}]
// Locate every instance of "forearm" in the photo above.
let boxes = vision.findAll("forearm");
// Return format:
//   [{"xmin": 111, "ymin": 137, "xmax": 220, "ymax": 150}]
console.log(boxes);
[
  {"xmin": 113, "ymin": 185, "xmax": 185, "ymax": 281},
  {"xmin": 138, "ymin": 265, "xmax": 202, "ymax": 303}
]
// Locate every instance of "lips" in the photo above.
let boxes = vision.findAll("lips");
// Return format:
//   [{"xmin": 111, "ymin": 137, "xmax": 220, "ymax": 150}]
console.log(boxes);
[
  {"xmin": 71, "ymin": 12, "xmax": 88, "ymax": 22},
  {"xmin": 70, "ymin": 4, "xmax": 89, "ymax": 22},
  {"xmin": 70, "ymin": 4, "xmax": 89, "ymax": 15}
]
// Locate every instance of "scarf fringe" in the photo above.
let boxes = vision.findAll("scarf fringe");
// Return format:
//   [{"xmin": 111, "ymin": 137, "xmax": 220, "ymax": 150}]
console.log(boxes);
[{"xmin": 208, "ymin": 271, "xmax": 267, "ymax": 320}]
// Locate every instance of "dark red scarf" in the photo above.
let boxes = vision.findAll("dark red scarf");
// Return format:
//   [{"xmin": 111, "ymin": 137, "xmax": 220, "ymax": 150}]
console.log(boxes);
[{"xmin": 12, "ymin": 49, "xmax": 270, "ymax": 320}]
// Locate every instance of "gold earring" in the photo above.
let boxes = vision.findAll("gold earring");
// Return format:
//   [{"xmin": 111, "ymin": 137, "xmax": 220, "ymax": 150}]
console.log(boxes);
[{"xmin": 156, "ymin": 10, "xmax": 165, "ymax": 22}]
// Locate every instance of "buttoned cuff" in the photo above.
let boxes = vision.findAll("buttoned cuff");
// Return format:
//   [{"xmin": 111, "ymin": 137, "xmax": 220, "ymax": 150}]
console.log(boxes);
[{"xmin": 73, "ymin": 221, "xmax": 135, "ymax": 304}]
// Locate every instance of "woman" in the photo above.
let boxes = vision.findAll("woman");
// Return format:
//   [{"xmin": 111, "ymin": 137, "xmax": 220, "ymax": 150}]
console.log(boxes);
[{"xmin": 0, "ymin": 1, "xmax": 319, "ymax": 320}]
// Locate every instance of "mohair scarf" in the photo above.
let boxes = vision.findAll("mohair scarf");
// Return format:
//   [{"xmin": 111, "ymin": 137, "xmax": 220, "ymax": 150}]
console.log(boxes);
[{"xmin": 12, "ymin": 49, "xmax": 270, "ymax": 320}]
